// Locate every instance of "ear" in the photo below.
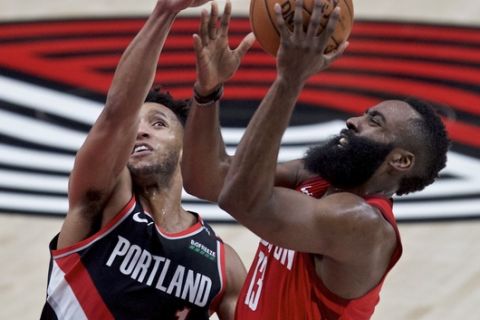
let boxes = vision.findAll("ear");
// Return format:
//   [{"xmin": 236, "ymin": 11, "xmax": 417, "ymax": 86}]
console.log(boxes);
[{"xmin": 388, "ymin": 148, "xmax": 415, "ymax": 172}]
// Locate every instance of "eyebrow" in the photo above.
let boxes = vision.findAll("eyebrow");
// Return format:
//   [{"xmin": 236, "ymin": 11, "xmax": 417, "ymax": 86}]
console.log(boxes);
[
  {"xmin": 365, "ymin": 109, "xmax": 387, "ymax": 123},
  {"xmin": 147, "ymin": 110, "xmax": 167, "ymax": 119}
]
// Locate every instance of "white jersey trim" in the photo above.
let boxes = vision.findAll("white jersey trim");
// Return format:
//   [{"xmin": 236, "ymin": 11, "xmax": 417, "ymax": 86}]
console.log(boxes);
[
  {"xmin": 142, "ymin": 210, "xmax": 207, "ymax": 240},
  {"xmin": 52, "ymin": 197, "xmax": 136, "ymax": 259},
  {"xmin": 46, "ymin": 260, "xmax": 88, "ymax": 320}
]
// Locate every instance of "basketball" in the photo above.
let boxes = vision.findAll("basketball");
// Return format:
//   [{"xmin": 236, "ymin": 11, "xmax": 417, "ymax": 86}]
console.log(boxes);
[{"xmin": 250, "ymin": 0, "xmax": 354, "ymax": 56}]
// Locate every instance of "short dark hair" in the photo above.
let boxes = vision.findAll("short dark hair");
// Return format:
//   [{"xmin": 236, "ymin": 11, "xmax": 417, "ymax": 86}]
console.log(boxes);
[
  {"xmin": 145, "ymin": 86, "xmax": 190, "ymax": 126},
  {"xmin": 396, "ymin": 98, "xmax": 450, "ymax": 196}
]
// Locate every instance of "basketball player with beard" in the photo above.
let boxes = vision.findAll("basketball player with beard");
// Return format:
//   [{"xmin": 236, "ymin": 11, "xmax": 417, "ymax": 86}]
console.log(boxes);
[
  {"xmin": 182, "ymin": 0, "xmax": 449, "ymax": 319},
  {"xmin": 40, "ymin": 1, "xmax": 255, "ymax": 319}
]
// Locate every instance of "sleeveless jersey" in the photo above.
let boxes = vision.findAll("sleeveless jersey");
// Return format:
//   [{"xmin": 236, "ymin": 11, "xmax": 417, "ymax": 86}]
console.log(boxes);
[
  {"xmin": 235, "ymin": 177, "xmax": 403, "ymax": 320},
  {"xmin": 41, "ymin": 195, "xmax": 226, "ymax": 320}
]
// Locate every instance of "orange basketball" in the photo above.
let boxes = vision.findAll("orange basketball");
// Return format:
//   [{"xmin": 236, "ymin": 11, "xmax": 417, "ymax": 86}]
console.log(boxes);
[{"xmin": 250, "ymin": 0, "xmax": 354, "ymax": 56}]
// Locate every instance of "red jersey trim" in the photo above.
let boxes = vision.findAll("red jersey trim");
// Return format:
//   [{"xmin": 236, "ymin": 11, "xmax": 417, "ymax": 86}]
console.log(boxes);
[
  {"xmin": 52, "ymin": 196, "xmax": 136, "ymax": 258},
  {"xmin": 295, "ymin": 177, "xmax": 403, "ymax": 318},
  {"xmin": 308, "ymin": 196, "xmax": 403, "ymax": 310},
  {"xmin": 295, "ymin": 175, "xmax": 328, "ymax": 189},
  {"xmin": 366, "ymin": 196, "xmax": 403, "ymax": 269},
  {"xmin": 306, "ymin": 254, "xmax": 350, "ymax": 308},
  {"xmin": 56, "ymin": 253, "xmax": 114, "ymax": 320},
  {"xmin": 209, "ymin": 239, "xmax": 227, "ymax": 314},
  {"xmin": 364, "ymin": 196, "xmax": 393, "ymax": 220},
  {"xmin": 154, "ymin": 212, "xmax": 205, "ymax": 239},
  {"xmin": 295, "ymin": 176, "xmax": 330, "ymax": 197}
]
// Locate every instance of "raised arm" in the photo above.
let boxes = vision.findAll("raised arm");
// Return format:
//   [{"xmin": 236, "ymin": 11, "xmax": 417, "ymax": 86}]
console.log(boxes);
[
  {"xmin": 182, "ymin": 1, "xmax": 255, "ymax": 202},
  {"xmin": 58, "ymin": 0, "xmax": 208, "ymax": 249},
  {"xmin": 216, "ymin": 0, "xmax": 381, "ymax": 260}
]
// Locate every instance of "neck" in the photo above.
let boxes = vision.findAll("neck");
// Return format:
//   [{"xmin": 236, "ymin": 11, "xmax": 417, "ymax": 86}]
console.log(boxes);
[
  {"xmin": 325, "ymin": 179, "xmax": 396, "ymax": 199},
  {"xmin": 135, "ymin": 167, "xmax": 195, "ymax": 232}
]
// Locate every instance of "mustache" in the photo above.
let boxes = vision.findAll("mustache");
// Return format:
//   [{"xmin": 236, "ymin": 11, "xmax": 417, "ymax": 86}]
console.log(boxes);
[
  {"xmin": 324, "ymin": 129, "xmax": 358, "ymax": 147},
  {"xmin": 303, "ymin": 129, "xmax": 395, "ymax": 189},
  {"xmin": 338, "ymin": 128, "xmax": 354, "ymax": 140}
]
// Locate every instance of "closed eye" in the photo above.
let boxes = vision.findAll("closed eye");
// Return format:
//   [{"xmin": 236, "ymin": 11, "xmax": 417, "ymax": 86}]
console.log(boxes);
[
  {"xmin": 365, "ymin": 109, "xmax": 385, "ymax": 127},
  {"xmin": 368, "ymin": 115, "xmax": 381, "ymax": 126}
]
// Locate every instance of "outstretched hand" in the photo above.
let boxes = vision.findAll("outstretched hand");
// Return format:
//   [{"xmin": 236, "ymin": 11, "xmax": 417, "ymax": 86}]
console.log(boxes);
[
  {"xmin": 193, "ymin": 0, "xmax": 256, "ymax": 95},
  {"xmin": 275, "ymin": 0, "xmax": 348, "ymax": 84}
]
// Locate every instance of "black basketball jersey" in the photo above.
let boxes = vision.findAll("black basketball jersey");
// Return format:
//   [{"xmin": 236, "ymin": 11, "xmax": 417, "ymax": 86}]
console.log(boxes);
[{"xmin": 41, "ymin": 196, "xmax": 226, "ymax": 320}]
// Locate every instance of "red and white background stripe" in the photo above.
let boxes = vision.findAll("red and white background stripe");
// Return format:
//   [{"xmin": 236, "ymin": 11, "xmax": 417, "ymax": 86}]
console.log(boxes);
[{"xmin": 0, "ymin": 6, "xmax": 479, "ymax": 222}]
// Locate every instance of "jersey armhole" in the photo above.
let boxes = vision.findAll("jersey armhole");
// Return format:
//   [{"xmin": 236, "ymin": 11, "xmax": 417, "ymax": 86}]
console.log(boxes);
[
  {"xmin": 51, "ymin": 195, "xmax": 136, "ymax": 258},
  {"xmin": 209, "ymin": 239, "xmax": 227, "ymax": 314},
  {"xmin": 366, "ymin": 197, "xmax": 403, "ymax": 268}
]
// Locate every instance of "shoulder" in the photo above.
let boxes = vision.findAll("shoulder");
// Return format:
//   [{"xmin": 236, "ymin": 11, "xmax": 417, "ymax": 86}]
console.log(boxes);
[
  {"xmin": 223, "ymin": 243, "xmax": 244, "ymax": 268},
  {"xmin": 213, "ymin": 242, "xmax": 246, "ymax": 320},
  {"xmin": 315, "ymin": 192, "xmax": 396, "ymax": 259},
  {"xmin": 338, "ymin": 193, "xmax": 395, "ymax": 238},
  {"xmin": 223, "ymin": 243, "xmax": 246, "ymax": 294},
  {"xmin": 358, "ymin": 197, "xmax": 397, "ymax": 264}
]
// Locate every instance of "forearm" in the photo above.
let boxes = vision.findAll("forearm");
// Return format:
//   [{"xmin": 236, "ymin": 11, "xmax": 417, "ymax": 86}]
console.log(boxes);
[
  {"xmin": 104, "ymin": 3, "xmax": 177, "ymax": 121},
  {"xmin": 69, "ymin": 4, "xmax": 179, "ymax": 209},
  {"xmin": 183, "ymin": 1, "xmax": 256, "ymax": 202},
  {"xmin": 219, "ymin": 77, "xmax": 304, "ymax": 217},
  {"xmin": 183, "ymin": 98, "xmax": 231, "ymax": 202},
  {"xmin": 72, "ymin": 4, "xmax": 178, "ymax": 192}
]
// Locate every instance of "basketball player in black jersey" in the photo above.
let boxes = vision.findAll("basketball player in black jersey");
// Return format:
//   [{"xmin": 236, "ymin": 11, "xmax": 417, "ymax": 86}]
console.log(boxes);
[
  {"xmin": 41, "ymin": 1, "xmax": 255, "ymax": 319},
  {"xmin": 183, "ymin": 0, "xmax": 450, "ymax": 318}
]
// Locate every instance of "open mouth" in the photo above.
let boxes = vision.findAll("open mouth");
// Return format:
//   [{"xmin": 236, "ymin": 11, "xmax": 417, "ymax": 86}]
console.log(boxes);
[
  {"xmin": 131, "ymin": 143, "xmax": 153, "ymax": 155},
  {"xmin": 336, "ymin": 133, "xmax": 349, "ymax": 147}
]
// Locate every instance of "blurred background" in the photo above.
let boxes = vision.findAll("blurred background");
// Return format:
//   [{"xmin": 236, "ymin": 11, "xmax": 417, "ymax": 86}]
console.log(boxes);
[{"xmin": 0, "ymin": 0, "xmax": 479, "ymax": 319}]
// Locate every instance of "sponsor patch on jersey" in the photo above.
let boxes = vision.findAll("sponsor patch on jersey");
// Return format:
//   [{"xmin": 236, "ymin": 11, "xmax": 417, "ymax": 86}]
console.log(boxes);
[{"xmin": 189, "ymin": 240, "xmax": 216, "ymax": 261}]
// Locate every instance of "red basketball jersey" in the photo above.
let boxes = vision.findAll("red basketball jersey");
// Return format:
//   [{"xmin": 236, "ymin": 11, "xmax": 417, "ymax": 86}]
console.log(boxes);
[{"xmin": 235, "ymin": 177, "xmax": 402, "ymax": 320}]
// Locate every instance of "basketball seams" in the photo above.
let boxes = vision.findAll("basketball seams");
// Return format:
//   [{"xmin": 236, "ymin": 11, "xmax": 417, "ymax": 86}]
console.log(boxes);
[
  {"xmin": 343, "ymin": 0, "xmax": 354, "ymax": 19},
  {"xmin": 342, "ymin": 1, "xmax": 353, "ymax": 28},
  {"xmin": 302, "ymin": 0, "xmax": 351, "ymax": 35},
  {"xmin": 265, "ymin": 0, "xmax": 281, "ymax": 38},
  {"xmin": 252, "ymin": 0, "xmax": 352, "ymax": 56},
  {"xmin": 303, "ymin": 1, "xmax": 343, "ymax": 49},
  {"xmin": 330, "ymin": 36, "xmax": 340, "ymax": 47}
]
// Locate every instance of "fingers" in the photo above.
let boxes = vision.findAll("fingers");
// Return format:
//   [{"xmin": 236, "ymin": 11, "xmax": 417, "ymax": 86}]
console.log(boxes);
[
  {"xmin": 220, "ymin": 0, "xmax": 232, "ymax": 37},
  {"xmin": 198, "ymin": 0, "xmax": 220, "ymax": 46},
  {"xmin": 192, "ymin": 33, "xmax": 203, "ymax": 55},
  {"xmin": 235, "ymin": 32, "xmax": 256, "ymax": 58},
  {"xmin": 199, "ymin": 9, "xmax": 210, "ymax": 45},
  {"xmin": 293, "ymin": 0, "xmax": 304, "ymax": 39},
  {"xmin": 316, "ymin": 6, "xmax": 340, "ymax": 52},
  {"xmin": 199, "ymin": 0, "xmax": 233, "ymax": 46},
  {"xmin": 274, "ymin": 3, "xmax": 291, "ymax": 43},
  {"xmin": 324, "ymin": 40, "xmax": 349, "ymax": 63},
  {"xmin": 306, "ymin": 0, "xmax": 323, "ymax": 39},
  {"xmin": 208, "ymin": 1, "xmax": 219, "ymax": 40}
]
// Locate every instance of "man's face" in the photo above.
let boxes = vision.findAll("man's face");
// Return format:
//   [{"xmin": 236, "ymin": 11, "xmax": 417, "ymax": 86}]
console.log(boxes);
[
  {"xmin": 304, "ymin": 101, "xmax": 420, "ymax": 189},
  {"xmin": 127, "ymin": 103, "xmax": 184, "ymax": 183}
]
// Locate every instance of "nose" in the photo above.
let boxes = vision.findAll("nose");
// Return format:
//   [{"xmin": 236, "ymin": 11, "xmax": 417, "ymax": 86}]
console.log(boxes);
[
  {"xmin": 346, "ymin": 116, "xmax": 360, "ymax": 133},
  {"xmin": 136, "ymin": 120, "xmax": 150, "ymax": 139}
]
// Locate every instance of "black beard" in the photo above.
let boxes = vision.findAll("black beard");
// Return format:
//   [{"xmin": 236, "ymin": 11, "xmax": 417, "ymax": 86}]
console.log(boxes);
[
  {"xmin": 303, "ymin": 130, "xmax": 394, "ymax": 190},
  {"xmin": 127, "ymin": 151, "xmax": 179, "ymax": 189}
]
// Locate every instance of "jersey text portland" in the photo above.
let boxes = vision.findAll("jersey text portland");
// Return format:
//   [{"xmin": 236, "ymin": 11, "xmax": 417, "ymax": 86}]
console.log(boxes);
[{"xmin": 41, "ymin": 196, "xmax": 226, "ymax": 320}]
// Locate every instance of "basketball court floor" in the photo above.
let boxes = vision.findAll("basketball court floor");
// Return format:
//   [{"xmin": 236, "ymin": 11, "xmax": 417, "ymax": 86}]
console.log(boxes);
[{"xmin": 1, "ymin": 1, "xmax": 479, "ymax": 319}]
